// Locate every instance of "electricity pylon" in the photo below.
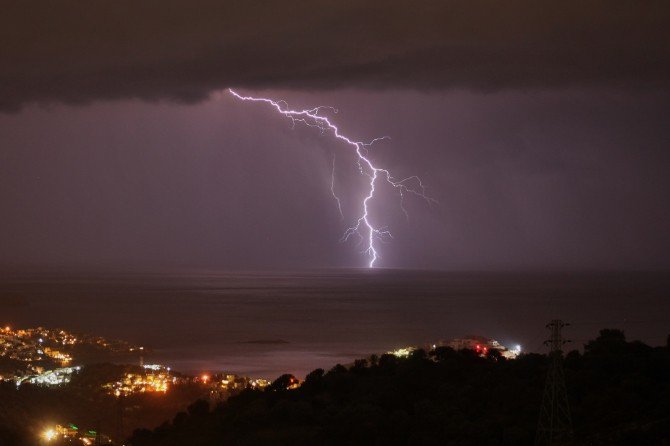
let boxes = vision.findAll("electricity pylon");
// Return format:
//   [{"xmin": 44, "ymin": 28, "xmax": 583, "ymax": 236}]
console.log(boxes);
[{"xmin": 535, "ymin": 320, "xmax": 573, "ymax": 446}]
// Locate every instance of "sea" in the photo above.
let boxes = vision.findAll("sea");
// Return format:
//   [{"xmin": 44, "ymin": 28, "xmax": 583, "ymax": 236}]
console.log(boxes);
[{"xmin": 1, "ymin": 269, "xmax": 668, "ymax": 379}]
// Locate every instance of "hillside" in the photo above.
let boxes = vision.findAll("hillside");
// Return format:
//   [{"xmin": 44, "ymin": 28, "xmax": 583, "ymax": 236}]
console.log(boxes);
[{"xmin": 127, "ymin": 330, "xmax": 670, "ymax": 446}]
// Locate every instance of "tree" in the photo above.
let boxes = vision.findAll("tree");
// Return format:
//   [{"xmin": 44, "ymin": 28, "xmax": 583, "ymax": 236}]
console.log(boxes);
[
  {"xmin": 270, "ymin": 374, "xmax": 298, "ymax": 391},
  {"xmin": 584, "ymin": 329, "xmax": 627, "ymax": 355}
]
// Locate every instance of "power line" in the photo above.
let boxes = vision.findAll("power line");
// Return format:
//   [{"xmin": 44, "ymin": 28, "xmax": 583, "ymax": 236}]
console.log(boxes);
[{"xmin": 535, "ymin": 320, "xmax": 573, "ymax": 446}]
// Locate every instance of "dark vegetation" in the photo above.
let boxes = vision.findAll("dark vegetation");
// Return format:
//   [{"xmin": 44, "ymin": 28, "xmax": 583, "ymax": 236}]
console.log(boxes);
[
  {"xmin": 128, "ymin": 330, "xmax": 670, "ymax": 446},
  {"xmin": 1, "ymin": 330, "xmax": 669, "ymax": 445}
]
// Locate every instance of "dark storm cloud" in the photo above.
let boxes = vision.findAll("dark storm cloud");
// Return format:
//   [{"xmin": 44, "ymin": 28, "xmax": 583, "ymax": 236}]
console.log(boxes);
[{"xmin": 1, "ymin": 0, "xmax": 669, "ymax": 111}]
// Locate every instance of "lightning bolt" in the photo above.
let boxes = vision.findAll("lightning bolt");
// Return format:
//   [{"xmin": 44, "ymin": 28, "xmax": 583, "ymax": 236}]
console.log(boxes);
[
  {"xmin": 228, "ymin": 89, "xmax": 434, "ymax": 268},
  {"xmin": 330, "ymin": 153, "xmax": 344, "ymax": 220}
]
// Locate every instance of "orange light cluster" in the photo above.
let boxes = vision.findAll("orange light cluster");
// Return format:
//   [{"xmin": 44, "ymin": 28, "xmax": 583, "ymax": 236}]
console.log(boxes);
[{"xmin": 106, "ymin": 371, "xmax": 172, "ymax": 396}]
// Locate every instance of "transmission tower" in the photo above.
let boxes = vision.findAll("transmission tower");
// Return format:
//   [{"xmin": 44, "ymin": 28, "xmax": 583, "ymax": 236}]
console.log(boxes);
[{"xmin": 535, "ymin": 320, "xmax": 573, "ymax": 446}]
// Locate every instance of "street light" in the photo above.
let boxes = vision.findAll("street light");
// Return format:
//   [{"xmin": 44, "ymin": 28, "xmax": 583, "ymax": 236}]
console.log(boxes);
[{"xmin": 42, "ymin": 428, "xmax": 57, "ymax": 442}]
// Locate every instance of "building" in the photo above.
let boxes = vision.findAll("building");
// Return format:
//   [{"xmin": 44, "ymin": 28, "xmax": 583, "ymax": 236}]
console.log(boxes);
[{"xmin": 438, "ymin": 335, "xmax": 521, "ymax": 359}]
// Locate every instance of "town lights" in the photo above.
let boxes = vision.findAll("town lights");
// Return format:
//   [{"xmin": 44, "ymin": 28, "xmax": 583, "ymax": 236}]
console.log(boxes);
[{"xmin": 42, "ymin": 428, "xmax": 57, "ymax": 442}]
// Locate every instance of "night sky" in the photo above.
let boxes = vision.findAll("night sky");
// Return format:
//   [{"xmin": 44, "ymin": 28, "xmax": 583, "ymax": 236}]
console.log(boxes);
[{"xmin": 1, "ymin": 1, "xmax": 669, "ymax": 270}]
